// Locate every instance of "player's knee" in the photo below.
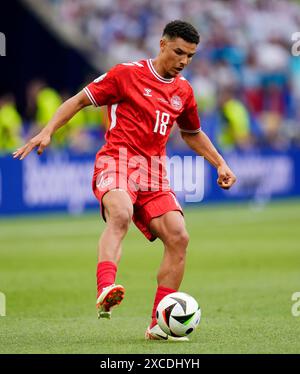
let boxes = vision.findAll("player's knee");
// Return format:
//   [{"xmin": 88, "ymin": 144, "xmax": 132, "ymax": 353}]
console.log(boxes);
[
  {"xmin": 166, "ymin": 227, "xmax": 189, "ymax": 250},
  {"xmin": 176, "ymin": 230, "xmax": 189, "ymax": 252},
  {"xmin": 104, "ymin": 191, "xmax": 133, "ymax": 234},
  {"xmin": 108, "ymin": 208, "xmax": 132, "ymax": 233}
]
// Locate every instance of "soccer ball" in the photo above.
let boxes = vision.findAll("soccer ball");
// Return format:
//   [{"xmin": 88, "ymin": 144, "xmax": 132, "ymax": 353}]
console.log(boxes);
[{"xmin": 156, "ymin": 292, "xmax": 201, "ymax": 337}]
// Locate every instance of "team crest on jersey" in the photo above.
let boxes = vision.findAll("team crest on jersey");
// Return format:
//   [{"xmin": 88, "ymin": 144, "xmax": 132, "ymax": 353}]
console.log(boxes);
[{"xmin": 171, "ymin": 95, "xmax": 182, "ymax": 110}]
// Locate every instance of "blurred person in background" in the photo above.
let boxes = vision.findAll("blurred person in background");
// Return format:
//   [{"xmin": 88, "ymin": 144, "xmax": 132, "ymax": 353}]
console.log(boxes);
[
  {"xmin": 0, "ymin": 94, "xmax": 22, "ymax": 154},
  {"xmin": 255, "ymin": 36, "xmax": 290, "ymax": 149},
  {"xmin": 217, "ymin": 85, "xmax": 252, "ymax": 151},
  {"xmin": 190, "ymin": 59, "xmax": 217, "ymax": 115},
  {"xmin": 241, "ymin": 48, "xmax": 263, "ymax": 116},
  {"xmin": 26, "ymin": 79, "xmax": 68, "ymax": 148},
  {"xmin": 26, "ymin": 79, "xmax": 102, "ymax": 152},
  {"xmin": 26, "ymin": 79, "xmax": 62, "ymax": 130}
]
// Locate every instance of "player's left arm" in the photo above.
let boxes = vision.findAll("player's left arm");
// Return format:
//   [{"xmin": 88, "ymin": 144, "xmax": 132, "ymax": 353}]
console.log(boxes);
[{"xmin": 181, "ymin": 130, "xmax": 237, "ymax": 190}]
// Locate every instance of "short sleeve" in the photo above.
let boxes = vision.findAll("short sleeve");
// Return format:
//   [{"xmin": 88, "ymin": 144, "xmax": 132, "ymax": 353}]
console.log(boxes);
[
  {"xmin": 84, "ymin": 65, "xmax": 123, "ymax": 107},
  {"xmin": 176, "ymin": 88, "xmax": 201, "ymax": 133}
]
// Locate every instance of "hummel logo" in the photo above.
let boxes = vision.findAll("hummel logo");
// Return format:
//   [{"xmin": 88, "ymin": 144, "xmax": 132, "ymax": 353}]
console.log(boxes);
[{"xmin": 143, "ymin": 88, "xmax": 152, "ymax": 97}]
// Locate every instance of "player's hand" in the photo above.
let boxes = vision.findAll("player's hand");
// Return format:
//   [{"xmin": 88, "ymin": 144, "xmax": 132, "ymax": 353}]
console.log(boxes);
[
  {"xmin": 12, "ymin": 131, "xmax": 52, "ymax": 160},
  {"xmin": 217, "ymin": 163, "xmax": 236, "ymax": 190}
]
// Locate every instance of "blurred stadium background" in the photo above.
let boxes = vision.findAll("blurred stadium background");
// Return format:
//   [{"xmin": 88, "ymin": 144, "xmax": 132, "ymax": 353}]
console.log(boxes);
[
  {"xmin": 0, "ymin": 0, "xmax": 300, "ymax": 354},
  {"xmin": 1, "ymin": 0, "xmax": 300, "ymax": 213}
]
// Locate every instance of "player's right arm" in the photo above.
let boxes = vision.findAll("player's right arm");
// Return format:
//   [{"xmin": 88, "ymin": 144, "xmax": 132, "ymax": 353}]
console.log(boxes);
[{"xmin": 13, "ymin": 90, "xmax": 91, "ymax": 160}]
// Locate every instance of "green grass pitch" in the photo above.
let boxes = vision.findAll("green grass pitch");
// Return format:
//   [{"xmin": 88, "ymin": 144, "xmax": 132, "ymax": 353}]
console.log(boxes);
[{"xmin": 0, "ymin": 200, "xmax": 299, "ymax": 354}]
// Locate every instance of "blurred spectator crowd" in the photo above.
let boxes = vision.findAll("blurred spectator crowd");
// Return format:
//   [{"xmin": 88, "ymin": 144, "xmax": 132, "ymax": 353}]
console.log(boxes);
[
  {"xmin": 0, "ymin": 80, "xmax": 108, "ymax": 155},
  {"xmin": 1, "ymin": 0, "xmax": 300, "ymax": 154}
]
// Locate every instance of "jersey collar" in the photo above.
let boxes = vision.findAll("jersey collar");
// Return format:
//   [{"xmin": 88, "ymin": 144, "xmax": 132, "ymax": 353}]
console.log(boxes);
[{"xmin": 147, "ymin": 59, "xmax": 174, "ymax": 84}]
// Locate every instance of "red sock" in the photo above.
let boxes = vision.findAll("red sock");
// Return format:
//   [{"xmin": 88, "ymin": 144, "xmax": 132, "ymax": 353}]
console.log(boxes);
[
  {"xmin": 150, "ymin": 285, "xmax": 176, "ymax": 328},
  {"xmin": 96, "ymin": 261, "xmax": 117, "ymax": 297}
]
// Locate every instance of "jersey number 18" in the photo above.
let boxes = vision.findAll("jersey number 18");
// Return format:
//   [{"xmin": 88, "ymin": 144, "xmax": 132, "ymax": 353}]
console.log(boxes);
[{"xmin": 154, "ymin": 110, "xmax": 170, "ymax": 136}]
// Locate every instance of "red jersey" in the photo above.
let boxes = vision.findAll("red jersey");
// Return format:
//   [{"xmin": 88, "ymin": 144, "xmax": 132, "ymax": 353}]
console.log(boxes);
[{"xmin": 84, "ymin": 59, "xmax": 201, "ymax": 161}]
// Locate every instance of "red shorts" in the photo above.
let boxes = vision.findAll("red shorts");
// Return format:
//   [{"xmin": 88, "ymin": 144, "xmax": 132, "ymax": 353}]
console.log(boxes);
[{"xmin": 92, "ymin": 162, "xmax": 183, "ymax": 241}]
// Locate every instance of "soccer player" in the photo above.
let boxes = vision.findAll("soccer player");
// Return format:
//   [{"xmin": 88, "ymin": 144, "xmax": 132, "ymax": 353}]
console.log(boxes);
[{"xmin": 13, "ymin": 20, "xmax": 236, "ymax": 341}]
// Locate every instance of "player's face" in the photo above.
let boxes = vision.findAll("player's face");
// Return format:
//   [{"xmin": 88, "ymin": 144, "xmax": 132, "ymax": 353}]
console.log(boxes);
[{"xmin": 160, "ymin": 37, "xmax": 197, "ymax": 78}]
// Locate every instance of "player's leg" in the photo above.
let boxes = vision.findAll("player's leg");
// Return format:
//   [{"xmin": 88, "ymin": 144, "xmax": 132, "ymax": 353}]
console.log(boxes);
[
  {"xmin": 96, "ymin": 189, "xmax": 133, "ymax": 318},
  {"xmin": 149, "ymin": 210, "xmax": 189, "ymax": 319},
  {"xmin": 98, "ymin": 189, "xmax": 133, "ymax": 264},
  {"xmin": 146, "ymin": 210, "xmax": 190, "ymax": 340},
  {"xmin": 150, "ymin": 210, "xmax": 189, "ymax": 289}
]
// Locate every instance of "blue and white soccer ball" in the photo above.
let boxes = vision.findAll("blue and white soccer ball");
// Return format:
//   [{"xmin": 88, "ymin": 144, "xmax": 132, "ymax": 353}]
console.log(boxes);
[{"xmin": 156, "ymin": 292, "xmax": 201, "ymax": 337}]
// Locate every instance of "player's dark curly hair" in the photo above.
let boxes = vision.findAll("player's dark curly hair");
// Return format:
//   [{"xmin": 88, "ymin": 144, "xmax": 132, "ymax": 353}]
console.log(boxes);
[{"xmin": 163, "ymin": 20, "xmax": 200, "ymax": 44}]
